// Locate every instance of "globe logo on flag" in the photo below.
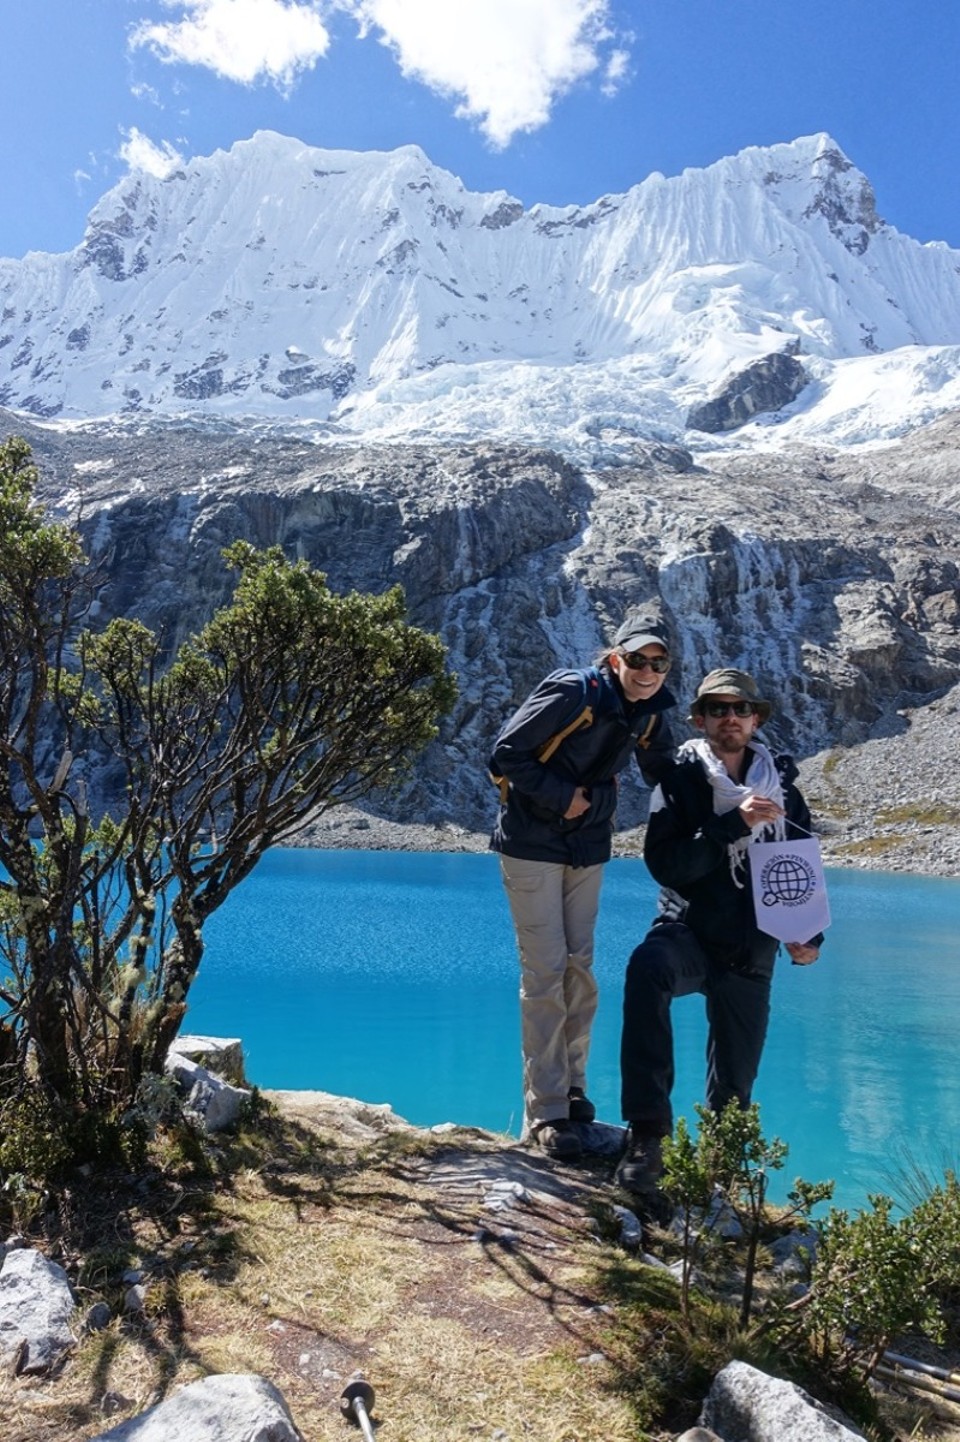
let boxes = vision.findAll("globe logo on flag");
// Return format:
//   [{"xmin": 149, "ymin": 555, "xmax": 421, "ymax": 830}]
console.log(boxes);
[
  {"xmin": 760, "ymin": 852, "xmax": 816, "ymax": 908},
  {"xmin": 750, "ymin": 839, "xmax": 830, "ymax": 942}
]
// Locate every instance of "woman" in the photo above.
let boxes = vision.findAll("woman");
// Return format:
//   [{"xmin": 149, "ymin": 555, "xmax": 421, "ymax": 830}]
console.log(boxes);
[{"xmin": 490, "ymin": 615, "xmax": 676, "ymax": 1158}]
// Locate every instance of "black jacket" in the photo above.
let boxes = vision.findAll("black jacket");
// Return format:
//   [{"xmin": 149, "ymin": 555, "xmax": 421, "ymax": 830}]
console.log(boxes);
[
  {"xmin": 644, "ymin": 746, "xmax": 821, "ymax": 976},
  {"xmin": 490, "ymin": 663, "xmax": 675, "ymax": 867}
]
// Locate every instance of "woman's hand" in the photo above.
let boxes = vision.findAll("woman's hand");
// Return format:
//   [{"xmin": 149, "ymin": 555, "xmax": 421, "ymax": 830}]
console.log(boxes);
[{"xmin": 564, "ymin": 786, "xmax": 592, "ymax": 820}]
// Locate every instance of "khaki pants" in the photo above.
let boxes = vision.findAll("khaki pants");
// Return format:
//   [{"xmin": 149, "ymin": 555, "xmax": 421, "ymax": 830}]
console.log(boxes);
[{"xmin": 500, "ymin": 855, "xmax": 605, "ymax": 1129}]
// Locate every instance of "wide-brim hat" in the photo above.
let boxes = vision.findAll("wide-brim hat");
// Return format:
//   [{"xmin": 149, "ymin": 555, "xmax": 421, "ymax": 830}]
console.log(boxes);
[
  {"xmin": 689, "ymin": 667, "xmax": 772, "ymax": 724},
  {"xmin": 613, "ymin": 614, "xmax": 670, "ymax": 653}
]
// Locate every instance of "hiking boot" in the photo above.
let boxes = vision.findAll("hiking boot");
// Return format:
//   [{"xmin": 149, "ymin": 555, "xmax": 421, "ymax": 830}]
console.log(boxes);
[
  {"xmin": 615, "ymin": 1127, "xmax": 664, "ymax": 1195},
  {"xmin": 568, "ymin": 1087, "xmax": 596, "ymax": 1124},
  {"xmin": 531, "ymin": 1119, "xmax": 582, "ymax": 1160}
]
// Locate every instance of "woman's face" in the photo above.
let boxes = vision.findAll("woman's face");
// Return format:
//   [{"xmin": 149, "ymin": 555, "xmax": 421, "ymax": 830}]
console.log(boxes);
[{"xmin": 609, "ymin": 644, "xmax": 670, "ymax": 704}]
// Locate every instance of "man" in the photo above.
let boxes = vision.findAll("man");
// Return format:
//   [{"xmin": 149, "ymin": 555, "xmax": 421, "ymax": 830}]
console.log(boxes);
[
  {"xmin": 491, "ymin": 615, "xmax": 676, "ymax": 1161},
  {"xmin": 616, "ymin": 667, "xmax": 821, "ymax": 1197}
]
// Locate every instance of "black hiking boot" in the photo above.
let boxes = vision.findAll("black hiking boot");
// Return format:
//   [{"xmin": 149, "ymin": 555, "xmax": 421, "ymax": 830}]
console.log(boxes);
[
  {"xmin": 567, "ymin": 1087, "xmax": 596, "ymax": 1124},
  {"xmin": 615, "ymin": 1126, "xmax": 665, "ymax": 1196}
]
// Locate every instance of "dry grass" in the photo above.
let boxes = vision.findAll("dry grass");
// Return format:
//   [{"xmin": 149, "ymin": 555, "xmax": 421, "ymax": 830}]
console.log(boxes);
[
  {"xmin": 4, "ymin": 1093, "xmax": 960, "ymax": 1442},
  {"xmin": 0, "ymin": 1096, "xmax": 652, "ymax": 1442},
  {"xmin": 835, "ymin": 833, "xmax": 904, "ymax": 857}
]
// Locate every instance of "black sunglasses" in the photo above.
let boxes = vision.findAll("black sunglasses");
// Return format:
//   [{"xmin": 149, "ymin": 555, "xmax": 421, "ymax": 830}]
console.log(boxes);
[
  {"xmin": 701, "ymin": 700, "xmax": 756, "ymax": 718},
  {"xmin": 620, "ymin": 652, "xmax": 670, "ymax": 674}
]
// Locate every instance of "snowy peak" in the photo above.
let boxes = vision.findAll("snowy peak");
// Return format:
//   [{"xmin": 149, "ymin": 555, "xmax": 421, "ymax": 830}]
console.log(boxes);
[
  {"xmin": 2, "ymin": 131, "xmax": 960, "ymax": 454},
  {"xmin": 750, "ymin": 133, "xmax": 882, "ymax": 254}
]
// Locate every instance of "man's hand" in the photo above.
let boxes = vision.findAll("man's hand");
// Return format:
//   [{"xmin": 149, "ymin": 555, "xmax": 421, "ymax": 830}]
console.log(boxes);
[
  {"xmin": 739, "ymin": 794, "xmax": 784, "ymax": 828},
  {"xmin": 786, "ymin": 943, "xmax": 819, "ymax": 966},
  {"xmin": 564, "ymin": 786, "xmax": 591, "ymax": 820}
]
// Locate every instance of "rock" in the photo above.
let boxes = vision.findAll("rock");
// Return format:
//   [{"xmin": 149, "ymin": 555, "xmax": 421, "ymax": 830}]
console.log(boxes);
[
  {"xmin": 123, "ymin": 1285, "xmax": 148, "ymax": 1315},
  {"xmin": 0, "ymin": 1247, "xmax": 76, "ymax": 1374},
  {"xmin": 611, "ymin": 1204, "xmax": 643, "ymax": 1250},
  {"xmin": 164, "ymin": 1053, "xmax": 252, "ymax": 1132},
  {"xmin": 83, "ymin": 1301, "xmax": 114, "ymax": 1334},
  {"xmin": 700, "ymin": 1359, "xmax": 867, "ymax": 1441},
  {"xmin": 167, "ymin": 1035, "xmax": 247, "ymax": 1086},
  {"xmin": 686, "ymin": 350, "xmax": 809, "ymax": 433},
  {"xmin": 770, "ymin": 1226, "xmax": 819, "ymax": 1276},
  {"xmin": 87, "ymin": 1372, "xmax": 303, "ymax": 1441},
  {"xmin": 703, "ymin": 1193, "xmax": 743, "ymax": 1240}
]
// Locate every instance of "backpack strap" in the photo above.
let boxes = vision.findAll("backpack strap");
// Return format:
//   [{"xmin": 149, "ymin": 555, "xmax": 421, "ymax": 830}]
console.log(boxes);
[
  {"xmin": 536, "ymin": 702, "xmax": 594, "ymax": 762},
  {"xmin": 635, "ymin": 713, "xmax": 658, "ymax": 749},
  {"xmin": 492, "ymin": 667, "xmax": 600, "ymax": 802}
]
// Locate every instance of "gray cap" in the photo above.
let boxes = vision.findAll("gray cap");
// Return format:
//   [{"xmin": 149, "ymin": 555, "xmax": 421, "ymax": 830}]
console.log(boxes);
[
  {"xmin": 690, "ymin": 667, "xmax": 772, "ymax": 723},
  {"xmin": 613, "ymin": 614, "xmax": 670, "ymax": 653}
]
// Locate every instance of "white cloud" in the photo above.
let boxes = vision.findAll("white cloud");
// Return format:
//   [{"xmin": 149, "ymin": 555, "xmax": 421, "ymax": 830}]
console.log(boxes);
[
  {"xmin": 119, "ymin": 127, "xmax": 186, "ymax": 178},
  {"xmin": 344, "ymin": 0, "xmax": 622, "ymax": 148},
  {"xmin": 602, "ymin": 46, "xmax": 631, "ymax": 97},
  {"xmin": 128, "ymin": 0, "xmax": 628, "ymax": 145},
  {"xmin": 130, "ymin": 0, "xmax": 331, "ymax": 89}
]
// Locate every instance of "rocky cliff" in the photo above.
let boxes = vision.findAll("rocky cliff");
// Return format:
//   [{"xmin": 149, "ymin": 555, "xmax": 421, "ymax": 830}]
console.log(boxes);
[{"xmin": 12, "ymin": 407, "xmax": 960, "ymax": 872}]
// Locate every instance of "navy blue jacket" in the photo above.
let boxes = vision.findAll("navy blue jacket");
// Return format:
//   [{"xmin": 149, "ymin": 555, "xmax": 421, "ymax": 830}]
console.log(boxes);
[
  {"xmin": 490, "ymin": 663, "xmax": 676, "ymax": 867},
  {"xmin": 645, "ymin": 747, "xmax": 822, "ymax": 976}
]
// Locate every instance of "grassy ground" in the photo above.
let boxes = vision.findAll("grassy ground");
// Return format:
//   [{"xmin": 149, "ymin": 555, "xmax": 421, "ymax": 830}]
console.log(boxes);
[{"xmin": 4, "ymin": 1091, "xmax": 960, "ymax": 1442}]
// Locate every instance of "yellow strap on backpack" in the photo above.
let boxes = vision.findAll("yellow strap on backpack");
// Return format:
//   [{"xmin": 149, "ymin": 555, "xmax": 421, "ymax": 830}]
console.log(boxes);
[
  {"xmin": 492, "ymin": 704, "xmax": 594, "ymax": 802},
  {"xmin": 492, "ymin": 709, "xmax": 659, "ymax": 801},
  {"xmin": 636, "ymin": 713, "xmax": 657, "ymax": 749}
]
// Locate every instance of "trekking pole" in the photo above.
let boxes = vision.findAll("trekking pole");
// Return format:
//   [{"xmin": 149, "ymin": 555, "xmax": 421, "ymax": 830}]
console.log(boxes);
[
  {"xmin": 875, "ymin": 1364, "xmax": 960, "ymax": 1405},
  {"xmin": 882, "ymin": 1349, "xmax": 960, "ymax": 1385},
  {"xmin": 340, "ymin": 1380, "xmax": 377, "ymax": 1441}
]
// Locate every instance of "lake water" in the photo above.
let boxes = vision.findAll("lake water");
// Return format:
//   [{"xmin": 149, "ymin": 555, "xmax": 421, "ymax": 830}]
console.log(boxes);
[{"xmin": 188, "ymin": 848, "xmax": 960, "ymax": 1212}]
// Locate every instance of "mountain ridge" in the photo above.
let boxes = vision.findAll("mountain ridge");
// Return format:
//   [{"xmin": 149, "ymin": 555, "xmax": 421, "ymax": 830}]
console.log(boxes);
[{"xmin": 4, "ymin": 130, "xmax": 960, "ymax": 457}]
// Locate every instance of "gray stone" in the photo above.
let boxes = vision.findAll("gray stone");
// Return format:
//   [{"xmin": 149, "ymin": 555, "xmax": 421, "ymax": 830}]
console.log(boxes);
[
  {"xmin": 167, "ymin": 1034, "xmax": 248, "ymax": 1086},
  {"xmin": 123, "ymin": 1285, "xmax": 148, "ymax": 1315},
  {"xmin": 165, "ymin": 1053, "xmax": 252, "ymax": 1132},
  {"xmin": 0, "ymin": 1247, "xmax": 76, "ymax": 1374},
  {"xmin": 687, "ymin": 350, "xmax": 809, "ymax": 433},
  {"xmin": 610, "ymin": 1204, "xmax": 643, "ymax": 1249},
  {"xmin": 700, "ymin": 1359, "xmax": 866, "ymax": 1441},
  {"xmin": 83, "ymin": 1301, "xmax": 114, "ymax": 1333},
  {"xmin": 770, "ymin": 1226, "xmax": 819, "ymax": 1276},
  {"xmin": 574, "ymin": 1119, "xmax": 626, "ymax": 1157},
  {"xmin": 88, "ymin": 1372, "xmax": 303, "ymax": 1440}
]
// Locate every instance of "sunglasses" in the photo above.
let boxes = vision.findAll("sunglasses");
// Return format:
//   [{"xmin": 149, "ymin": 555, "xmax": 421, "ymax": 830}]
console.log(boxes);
[
  {"xmin": 620, "ymin": 652, "xmax": 671, "ymax": 674},
  {"xmin": 701, "ymin": 700, "xmax": 756, "ymax": 718}
]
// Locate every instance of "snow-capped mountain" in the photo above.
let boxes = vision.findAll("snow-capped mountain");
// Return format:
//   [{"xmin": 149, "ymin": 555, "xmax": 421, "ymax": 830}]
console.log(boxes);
[{"xmin": 3, "ymin": 130, "xmax": 960, "ymax": 457}]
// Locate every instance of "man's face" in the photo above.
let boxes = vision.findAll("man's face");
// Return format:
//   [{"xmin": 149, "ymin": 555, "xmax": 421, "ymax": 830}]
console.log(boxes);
[
  {"xmin": 694, "ymin": 693, "xmax": 760, "ymax": 758},
  {"xmin": 609, "ymin": 644, "xmax": 670, "ymax": 704}
]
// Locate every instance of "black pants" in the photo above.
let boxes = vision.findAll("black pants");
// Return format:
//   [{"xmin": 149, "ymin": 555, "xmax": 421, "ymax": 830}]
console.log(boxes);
[{"xmin": 620, "ymin": 921, "xmax": 772, "ymax": 1133}]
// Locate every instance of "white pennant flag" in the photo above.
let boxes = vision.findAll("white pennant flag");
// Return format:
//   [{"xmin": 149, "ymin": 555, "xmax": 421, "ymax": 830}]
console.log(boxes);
[{"xmin": 748, "ymin": 837, "xmax": 831, "ymax": 942}]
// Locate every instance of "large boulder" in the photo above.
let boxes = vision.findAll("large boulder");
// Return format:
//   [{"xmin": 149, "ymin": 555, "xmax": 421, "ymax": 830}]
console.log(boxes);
[
  {"xmin": 700, "ymin": 1360, "xmax": 866, "ymax": 1441},
  {"xmin": 89, "ymin": 1372, "xmax": 302, "ymax": 1441},
  {"xmin": 0, "ymin": 1246, "xmax": 76, "ymax": 1374}
]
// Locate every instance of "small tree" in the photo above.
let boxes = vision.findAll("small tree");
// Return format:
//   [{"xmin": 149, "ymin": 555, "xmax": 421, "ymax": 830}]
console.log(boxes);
[
  {"xmin": 0, "ymin": 437, "xmax": 457, "ymax": 1170},
  {"xmin": 660, "ymin": 1114, "xmax": 714, "ymax": 1320},
  {"xmin": 798, "ymin": 1181, "xmax": 960, "ymax": 1379},
  {"xmin": 697, "ymin": 1103, "xmax": 832, "ymax": 1328}
]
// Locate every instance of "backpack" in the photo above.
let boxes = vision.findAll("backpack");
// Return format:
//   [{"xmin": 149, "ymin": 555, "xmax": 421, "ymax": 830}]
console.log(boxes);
[{"xmin": 490, "ymin": 666, "xmax": 658, "ymax": 802}]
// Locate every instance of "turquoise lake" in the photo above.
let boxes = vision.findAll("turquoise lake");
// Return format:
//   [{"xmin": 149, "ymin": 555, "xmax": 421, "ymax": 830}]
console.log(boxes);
[{"xmin": 188, "ymin": 849, "xmax": 960, "ymax": 1212}]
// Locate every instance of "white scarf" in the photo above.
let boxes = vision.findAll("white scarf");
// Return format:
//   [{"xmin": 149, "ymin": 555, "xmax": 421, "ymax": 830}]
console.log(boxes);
[{"xmin": 651, "ymin": 737, "xmax": 786, "ymax": 888}]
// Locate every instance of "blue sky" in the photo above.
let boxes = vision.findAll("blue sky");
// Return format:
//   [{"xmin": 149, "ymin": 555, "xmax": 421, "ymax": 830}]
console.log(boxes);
[{"xmin": 4, "ymin": 0, "xmax": 959, "ymax": 260}]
